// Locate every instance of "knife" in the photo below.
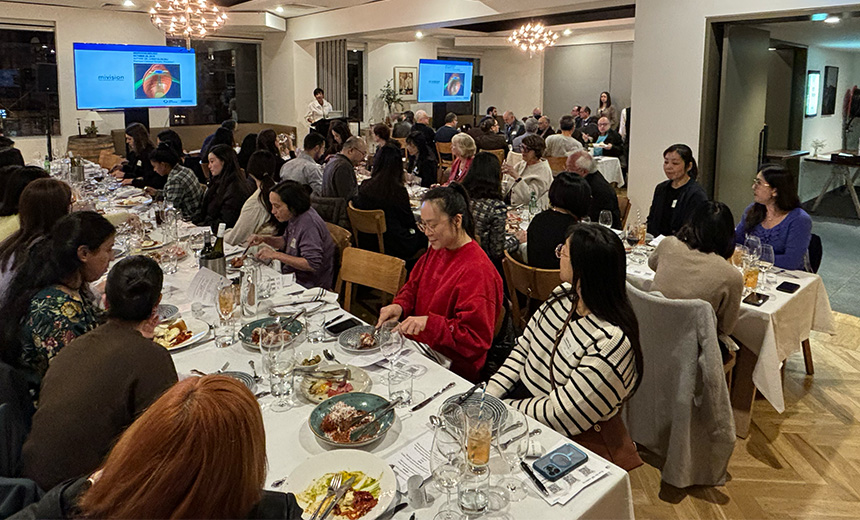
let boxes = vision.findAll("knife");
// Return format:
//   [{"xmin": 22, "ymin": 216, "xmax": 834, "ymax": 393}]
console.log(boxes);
[
  {"xmin": 349, "ymin": 397, "xmax": 403, "ymax": 442},
  {"xmin": 454, "ymin": 382, "xmax": 484, "ymax": 406},
  {"xmin": 323, "ymin": 313, "xmax": 344, "ymax": 327},
  {"xmin": 411, "ymin": 381, "xmax": 456, "ymax": 412},
  {"xmin": 318, "ymin": 475, "xmax": 357, "ymax": 520}
]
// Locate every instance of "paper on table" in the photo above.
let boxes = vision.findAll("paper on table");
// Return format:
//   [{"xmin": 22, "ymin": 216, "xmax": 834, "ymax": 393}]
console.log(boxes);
[
  {"xmin": 527, "ymin": 440, "xmax": 610, "ymax": 506},
  {"xmin": 650, "ymin": 234, "xmax": 666, "ymax": 247},
  {"xmin": 188, "ymin": 267, "xmax": 231, "ymax": 304},
  {"xmin": 387, "ymin": 430, "xmax": 434, "ymax": 490}
]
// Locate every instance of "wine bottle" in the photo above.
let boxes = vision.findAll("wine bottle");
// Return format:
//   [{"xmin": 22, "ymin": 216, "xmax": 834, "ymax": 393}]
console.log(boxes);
[
  {"xmin": 199, "ymin": 230, "xmax": 213, "ymax": 265},
  {"xmin": 211, "ymin": 223, "xmax": 226, "ymax": 259}
]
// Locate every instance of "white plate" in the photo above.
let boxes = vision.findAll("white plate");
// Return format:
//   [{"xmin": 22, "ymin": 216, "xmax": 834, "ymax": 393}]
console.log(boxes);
[
  {"xmin": 160, "ymin": 317, "xmax": 210, "ymax": 352},
  {"xmin": 300, "ymin": 364, "xmax": 372, "ymax": 403},
  {"xmin": 286, "ymin": 449, "xmax": 397, "ymax": 520}
]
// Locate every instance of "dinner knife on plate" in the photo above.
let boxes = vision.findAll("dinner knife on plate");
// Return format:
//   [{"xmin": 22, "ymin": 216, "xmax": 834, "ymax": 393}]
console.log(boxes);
[
  {"xmin": 349, "ymin": 397, "xmax": 403, "ymax": 442},
  {"xmin": 318, "ymin": 475, "xmax": 357, "ymax": 520},
  {"xmin": 454, "ymin": 382, "xmax": 484, "ymax": 406},
  {"xmin": 411, "ymin": 382, "xmax": 456, "ymax": 412}
]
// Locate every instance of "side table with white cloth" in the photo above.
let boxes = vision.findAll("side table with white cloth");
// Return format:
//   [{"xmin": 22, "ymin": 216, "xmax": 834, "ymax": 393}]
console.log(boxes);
[
  {"xmin": 149, "ymin": 226, "xmax": 635, "ymax": 520},
  {"xmin": 589, "ymin": 154, "xmax": 624, "ymax": 187},
  {"xmin": 626, "ymin": 262, "xmax": 835, "ymax": 438}
]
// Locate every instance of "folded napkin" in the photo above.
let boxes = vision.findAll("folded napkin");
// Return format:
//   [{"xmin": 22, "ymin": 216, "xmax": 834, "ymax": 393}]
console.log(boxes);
[{"xmin": 270, "ymin": 287, "xmax": 338, "ymax": 308}]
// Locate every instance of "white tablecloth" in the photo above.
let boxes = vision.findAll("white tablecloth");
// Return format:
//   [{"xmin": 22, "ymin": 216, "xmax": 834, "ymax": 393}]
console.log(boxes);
[
  {"xmin": 156, "ymin": 238, "xmax": 634, "ymax": 520},
  {"xmin": 626, "ymin": 263, "xmax": 835, "ymax": 413},
  {"xmin": 592, "ymin": 156, "xmax": 624, "ymax": 187}
]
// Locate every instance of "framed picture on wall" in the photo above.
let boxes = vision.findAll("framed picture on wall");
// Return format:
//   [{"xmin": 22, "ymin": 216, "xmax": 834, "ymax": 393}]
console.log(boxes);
[
  {"xmin": 822, "ymin": 66, "xmax": 838, "ymax": 116},
  {"xmin": 394, "ymin": 66, "xmax": 417, "ymax": 100}
]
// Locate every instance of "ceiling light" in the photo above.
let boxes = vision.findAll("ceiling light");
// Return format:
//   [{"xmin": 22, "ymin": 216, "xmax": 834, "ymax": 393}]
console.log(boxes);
[
  {"xmin": 122, "ymin": 0, "xmax": 134, "ymax": 6},
  {"xmin": 824, "ymin": 15, "xmax": 841, "ymax": 24},
  {"xmin": 275, "ymin": 5, "xmax": 284, "ymax": 13},
  {"xmin": 415, "ymin": 31, "xmax": 424, "ymax": 39},
  {"xmin": 563, "ymin": 29, "xmax": 572, "ymax": 36},
  {"xmin": 509, "ymin": 22, "xmax": 558, "ymax": 57},
  {"xmin": 768, "ymin": 47, "xmax": 776, "ymax": 51},
  {"xmin": 150, "ymin": 0, "xmax": 227, "ymax": 48},
  {"xmin": 811, "ymin": 13, "xmax": 828, "ymax": 21}
]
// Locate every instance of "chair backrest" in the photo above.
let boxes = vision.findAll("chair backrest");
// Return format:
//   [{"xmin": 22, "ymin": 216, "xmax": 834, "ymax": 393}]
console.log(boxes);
[
  {"xmin": 484, "ymin": 149, "xmax": 506, "ymax": 165},
  {"xmin": 617, "ymin": 194, "xmax": 631, "ymax": 229},
  {"xmin": 436, "ymin": 142, "xmax": 453, "ymax": 168},
  {"xmin": 546, "ymin": 156, "xmax": 567, "ymax": 174},
  {"xmin": 808, "ymin": 233, "xmax": 822, "ymax": 273},
  {"xmin": 335, "ymin": 247, "xmax": 407, "ymax": 313},
  {"xmin": 325, "ymin": 222, "xmax": 352, "ymax": 289},
  {"xmin": 98, "ymin": 149, "xmax": 123, "ymax": 170},
  {"xmin": 312, "ymin": 195, "xmax": 350, "ymax": 230},
  {"xmin": 346, "ymin": 201, "xmax": 386, "ymax": 253},
  {"xmin": 502, "ymin": 250, "xmax": 561, "ymax": 330},
  {"xmin": 623, "ymin": 283, "xmax": 735, "ymax": 488}
]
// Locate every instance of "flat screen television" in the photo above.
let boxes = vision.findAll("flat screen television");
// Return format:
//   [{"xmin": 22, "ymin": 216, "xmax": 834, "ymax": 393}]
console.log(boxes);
[
  {"xmin": 73, "ymin": 43, "xmax": 197, "ymax": 110},
  {"xmin": 417, "ymin": 59, "xmax": 473, "ymax": 103}
]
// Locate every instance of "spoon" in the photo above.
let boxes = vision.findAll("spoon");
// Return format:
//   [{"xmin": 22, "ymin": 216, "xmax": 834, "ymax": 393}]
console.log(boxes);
[
  {"xmin": 217, "ymin": 362, "xmax": 230, "ymax": 373},
  {"xmin": 429, "ymin": 415, "xmax": 442, "ymax": 428},
  {"xmin": 323, "ymin": 348, "xmax": 340, "ymax": 364},
  {"xmin": 248, "ymin": 360, "xmax": 261, "ymax": 382}
]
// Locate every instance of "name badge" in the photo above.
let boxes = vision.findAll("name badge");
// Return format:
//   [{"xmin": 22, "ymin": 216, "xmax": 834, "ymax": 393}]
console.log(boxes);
[
  {"xmin": 289, "ymin": 238, "xmax": 297, "ymax": 249},
  {"xmin": 137, "ymin": 160, "xmax": 142, "ymax": 167},
  {"xmin": 671, "ymin": 199, "xmax": 678, "ymax": 209}
]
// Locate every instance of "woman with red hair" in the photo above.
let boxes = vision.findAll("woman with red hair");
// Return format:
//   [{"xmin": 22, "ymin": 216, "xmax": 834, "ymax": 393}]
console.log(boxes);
[{"xmin": 11, "ymin": 376, "xmax": 303, "ymax": 519}]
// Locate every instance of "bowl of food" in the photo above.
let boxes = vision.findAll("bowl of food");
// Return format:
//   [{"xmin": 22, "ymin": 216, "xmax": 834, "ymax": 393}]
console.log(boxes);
[
  {"xmin": 237, "ymin": 317, "xmax": 303, "ymax": 350},
  {"xmin": 338, "ymin": 325, "xmax": 389, "ymax": 354},
  {"xmin": 308, "ymin": 392, "xmax": 394, "ymax": 448},
  {"xmin": 300, "ymin": 364, "xmax": 371, "ymax": 403},
  {"xmin": 295, "ymin": 350, "xmax": 323, "ymax": 369}
]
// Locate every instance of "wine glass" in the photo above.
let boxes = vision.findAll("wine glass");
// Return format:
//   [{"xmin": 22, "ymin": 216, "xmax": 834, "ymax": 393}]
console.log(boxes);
[
  {"xmin": 757, "ymin": 244, "xmax": 775, "ymax": 291},
  {"xmin": 744, "ymin": 235, "xmax": 762, "ymax": 265},
  {"xmin": 430, "ymin": 416, "xmax": 466, "ymax": 520},
  {"xmin": 215, "ymin": 285, "xmax": 237, "ymax": 347},
  {"xmin": 260, "ymin": 321, "xmax": 294, "ymax": 412},
  {"xmin": 379, "ymin": 322, "xmax": 403, "ymax": 371},
  {"xmin": 599, "ymin": 210, "xmax": 613, "ymax": 228},
  {"xmin": 495, "ymin": 409, "xmax": 529, "ymax": 502},
  {"xmin": 623, "ymin": 224, "xmax": 644, "ymax": 264}
]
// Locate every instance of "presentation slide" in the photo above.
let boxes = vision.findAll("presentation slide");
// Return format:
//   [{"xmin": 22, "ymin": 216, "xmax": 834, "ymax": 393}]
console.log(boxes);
[
  {"xmin": 417, "ymin": 59, "xmax": 473, "ymax": 103},
  {"xmin": 73, "ymin": 43, "xmax": 197, "ymax": 110}
]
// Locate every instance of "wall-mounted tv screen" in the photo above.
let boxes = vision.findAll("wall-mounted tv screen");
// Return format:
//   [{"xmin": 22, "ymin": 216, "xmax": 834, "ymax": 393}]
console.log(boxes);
[
  {"xmin": 417, "ymin": 59, "xmax": 473, "ymax": 103},
  {"xmin": 73, "ymin": 43, "xmax": 197, "ymax": 110}
]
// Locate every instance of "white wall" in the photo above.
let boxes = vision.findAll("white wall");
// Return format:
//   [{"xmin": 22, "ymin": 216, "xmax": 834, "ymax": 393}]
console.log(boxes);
[
  {"xmin": 366, "ymin": 39, "xmax": 438, "ymax": 123},
  {"xmin": 480, "ymin": 49, "xmax": 544, "ymax": 120},
  {"xmin": 0, "ymin": 3, "xmax": 169, "ymax": 161},
  {"xmin": 628, "ymin": 0, "xmax": 860, "ymax": 217}
]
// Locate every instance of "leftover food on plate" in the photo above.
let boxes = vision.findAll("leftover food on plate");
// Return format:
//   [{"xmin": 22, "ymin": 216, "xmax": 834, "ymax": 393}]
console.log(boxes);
[
  {"xmin": 250, "ymin": 326, "xmax": 293, "ymax": 345},
  {"xmin": 309, "ymin": 378, "xmax": 354, "ymax": 399},
  {"xmin": 358, "ymin": 332, "xmax": 376, "ymax": 350},
  {"xmin": 230, "ymin": 256, "xmax": 244, "ymax": 268},
  {"xmin": 301, "ymin": 354, "xmax": 322, "ymax": 366},
  {"xmin": 320, "ymin": 401, "xmax": 372, "ymax": 443},
  {"xmin": 153, "ymin": 320, "xmax": 192, "ymax": 348},
  {"xmin": 296, "ymin": 470, "xmax": 381, "ymax": 520}
]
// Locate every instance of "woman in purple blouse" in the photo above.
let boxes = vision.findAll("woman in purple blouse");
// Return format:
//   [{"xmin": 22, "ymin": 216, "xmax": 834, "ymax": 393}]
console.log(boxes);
[
  {"xmin": 734, "ymin": 164, "xmax": 812, "ymax": 271},
  {"xmin": 248, "ymin": 181, "xmax": 335, "ymax": 290}
]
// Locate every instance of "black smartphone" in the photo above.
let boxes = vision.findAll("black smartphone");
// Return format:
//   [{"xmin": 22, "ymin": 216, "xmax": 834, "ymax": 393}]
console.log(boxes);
[
  {"xmin": 776, "ymin": 281, "xmax": 800, "ymax": 294},
  {"xmin": 533, "ymin": 443, "xmax": 589, "ymax": 482},
  {"xmin": 325, "ymin": 317, "xmax": 362, "ymax": 335},
  {"xmin": 743, "ymin": 292, "xmax": 769, "ymax": 307}
]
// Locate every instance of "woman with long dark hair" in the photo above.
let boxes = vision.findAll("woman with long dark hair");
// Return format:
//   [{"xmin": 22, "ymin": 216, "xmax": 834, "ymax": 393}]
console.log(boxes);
[
  {"xmin": 526, "ymin": 171, "xmax": 591, "ymax": 269},
  {"xmin": 354, "ymin": 144, "xmax": 426, "ymax": 262},
  {"xmin": 597, "ymin": 91, "xmax": 619, "ymax": 131},
  {"xmin": 256, "ymin": 129, "xmax": 288, "ymax": 171},
  {"xmin": 646, "ymin": 143, "xmax": 708, "ymax": 237},
  {"xmin": 113, "ymin": 123, "xmax": 162, "ymax": 189},
  {"xmin": 0, "ymin": 178, "xmax": 71, "ymax": 298},
  {"xmin": 650, "ymin": 201, "xmax": 743, "ymax": 336},
  {"xmin": 377, "ymin": 183, "xmax": 503, "ymax": 382},
  {"xmin": 236, "ymin": 133, "xmax": 258, "ymax": 171},
  {"xmin": 487, "ymin": 224, "xmax": 644, "ymax": 470},
  {"xmin": 323, "ymin": 120, "xmax": 352, "ymax": 162},
  {"xmin": 405, "ymin": 130, "xmax": 437, "ymax": 188},
  {"xmin": 0, "ymin": 166, "xmax": 49, "ymax": 242},
  {"xmin": 194, "ymin": 144, "xmax": 253, "ymax": 231},
  {"xmin": 461, "ymin": 152, "xmax": 517, "ymax": 269},
  {"xmin": 0, "ymin": 212, "xmax": 115, "ymax": 376},
  {"xmin": 225, "ymin": 150, "xmax": 279, "ymax": 246},
  {"xmin": 735, "ymin": 163, "xmax": 812, "ymax": 270},
  {"xmin": 248, "ymin": 181, "xmax": 336, "ymax": 290}
]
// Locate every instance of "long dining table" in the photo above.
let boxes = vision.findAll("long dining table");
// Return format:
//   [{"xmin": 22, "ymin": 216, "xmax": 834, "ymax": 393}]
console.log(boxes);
[{"xmin": 132, "ymin": 222, "xmax": 635, "ymax": 519}]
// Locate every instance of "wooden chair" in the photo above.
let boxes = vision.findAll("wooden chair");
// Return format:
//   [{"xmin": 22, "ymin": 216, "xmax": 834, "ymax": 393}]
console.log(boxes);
[
  {"xmin": 546, "ymin": 156, "xmax": 567, "ymax": 174},
  {"xmin": 502, "ymin": 250, "xmax": 561, "ymax": 330},
  {"xmin": 97, "ymin": 150, "xmax": 123, "ymax": 170},
  {"xmin": 335, "ymin": 247, "xmax": 407, "ymax": 313},
  {"xmin": 484, "ymin": 149, "xmax": 506, "ymax": 165},
  {"xmin": 325, "ymin": 222, "xmax": 352, "ymax": 290},
  {"xmin": 617, "ymin": 194, "xmax": 631, "ymax": 228},
  {"xmin": 436, "ymin": 142, "xmax": 453, "ymax": 169},
  {"xmin": 346, "ymin": 201, "xmax": 386, "ymax": 254}
]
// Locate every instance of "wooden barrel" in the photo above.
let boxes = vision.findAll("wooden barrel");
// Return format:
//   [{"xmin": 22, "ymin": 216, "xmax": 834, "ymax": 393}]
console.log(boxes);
[{"xmin": 67, "ymin": 135, "xmax": 115, "ymax": 163}]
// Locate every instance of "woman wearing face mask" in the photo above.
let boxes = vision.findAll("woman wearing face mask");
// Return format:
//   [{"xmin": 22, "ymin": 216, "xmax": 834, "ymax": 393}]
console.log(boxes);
[
  {"xmin": 377, "ymin": 183, "xmax": 503, "ymax": 382},
  {"xmin": 646, "ymin": 143, "xmax": 708, "ymax": 237},
  {"xmin": 0, "ymin": 211, "xmax": 115, "ymax": 377},
  {"xmin": 487, "ymin": 224, "xmax": 643, "ymax": 470}
]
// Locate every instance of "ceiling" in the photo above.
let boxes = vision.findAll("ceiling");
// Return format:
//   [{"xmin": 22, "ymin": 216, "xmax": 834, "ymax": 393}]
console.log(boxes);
[
  {"xmin": 761, "ymin": 13, "xmax": 860, "ymax": 51},
  {"xmin": 0, "ymin": 0, "xmax": 378, "ymax": 18}
]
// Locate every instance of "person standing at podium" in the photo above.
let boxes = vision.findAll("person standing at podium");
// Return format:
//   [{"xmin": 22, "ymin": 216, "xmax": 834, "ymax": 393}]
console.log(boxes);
[{"xmin": 305, "ymin": 88, "xmax": 332, "ymax": 124}]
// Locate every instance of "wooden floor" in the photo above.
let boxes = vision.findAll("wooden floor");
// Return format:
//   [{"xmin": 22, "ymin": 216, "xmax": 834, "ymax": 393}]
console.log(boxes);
[{"xmin": 630, "ymin": 311, "xmax": 860, "ymax": 519}]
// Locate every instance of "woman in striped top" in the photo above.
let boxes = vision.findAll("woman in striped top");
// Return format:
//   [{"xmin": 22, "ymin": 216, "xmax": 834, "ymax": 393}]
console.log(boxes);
[{"xmin": 486, "ymin": 224, "xmax": 644, "ymax": 470}]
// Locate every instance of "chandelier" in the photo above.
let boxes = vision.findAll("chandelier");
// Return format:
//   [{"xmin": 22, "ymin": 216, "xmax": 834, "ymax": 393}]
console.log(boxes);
[
  {"xmin": 508, "ymin": 22, "xmax": 558, "ymax": 57},
  {"xmin": 150, "ymin": 1, "xmax": 227, "ymax": 48}
]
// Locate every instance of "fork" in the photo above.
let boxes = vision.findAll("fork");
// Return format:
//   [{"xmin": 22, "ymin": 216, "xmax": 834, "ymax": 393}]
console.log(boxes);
[{"xmin": 310, "ymin": 473, "xmax": 342, "ymax": 520}]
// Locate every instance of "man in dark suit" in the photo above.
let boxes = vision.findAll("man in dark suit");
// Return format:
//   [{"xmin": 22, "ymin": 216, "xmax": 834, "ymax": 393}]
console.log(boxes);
[
  {"xmin": 503, "ymin": 110, "xmax": 525, "ymax": 145},
  {"xmin": 566, "ymin": 151, "xmax": 621, "ymax": 229},
  {"xmin": 537, "ymin": 116, "xmax": 555, "ymax": 139},
  {"xmin": 591, "ymin": 117, "xmax": 624, "ymax": 158},
  {"xmin": 578, "ymin": 106, "xmax": 599, "ymax": 141}
]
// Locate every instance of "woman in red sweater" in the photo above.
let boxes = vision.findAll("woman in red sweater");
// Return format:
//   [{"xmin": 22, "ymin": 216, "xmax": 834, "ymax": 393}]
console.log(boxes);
[{"xmin": 377, "ymin": 183, "xmax": 503, "ymax": 382}]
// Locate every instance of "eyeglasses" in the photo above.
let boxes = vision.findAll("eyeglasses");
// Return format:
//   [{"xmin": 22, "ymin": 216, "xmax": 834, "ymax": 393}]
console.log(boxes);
[
  {"xmin": 554, "ymin": 243, "xmax": 568, "ymax": 259},
  {"xmin": 753, "ymin": 177, "xmax": 770, "ymax": 187},
  {"xmin": 417, "ymin": 217, "xmax": 448, "ymax": 233}
]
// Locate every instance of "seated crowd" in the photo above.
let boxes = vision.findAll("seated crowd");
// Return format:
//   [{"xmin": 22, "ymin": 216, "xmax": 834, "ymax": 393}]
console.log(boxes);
[{"xmin": 0, "ymin": 90, "xmax": 817, "ymax": 516}]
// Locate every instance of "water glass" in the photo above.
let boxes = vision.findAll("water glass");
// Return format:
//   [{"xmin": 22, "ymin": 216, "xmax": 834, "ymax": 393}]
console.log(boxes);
[
  {"xmin": 388, "ymin": 370, "xmax": 413, "ymax": 407},
  {"xmin": 430, "ymin": 425, "xmax": 466, "ymax": 520},
  {"xmin": 599, "ymin": 210, "xmax": 613, "ymax": 227},
  {"xmin": 215, "ymin": 285, "xmax": 237, "ymax": 347},
  {"xmin": 464, "ymin": 406, "xmax": 492, "ymax": 469},
  {"xmin": 758, "ymin": 244, "xmax": 775, "ymax": 290},
  {"xmin": 305, "ymin": 313, "xmax": 326, "ymax": 343},
  {"xmin": 457, "ymin": 467, "xmax": 490, "ymax": 516},
  {"xmin": 495, "ymin": 409, "xmax": 529, "ymax": 502},
  {"xmin": 268, "ymin": 357, "xmax": 295, "ymax": 412}
]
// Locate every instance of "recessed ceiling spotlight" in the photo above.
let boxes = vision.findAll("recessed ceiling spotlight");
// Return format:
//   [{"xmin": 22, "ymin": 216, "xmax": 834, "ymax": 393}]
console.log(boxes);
[
  {"xmin": 768, "ymin": 47, "xmax": 776, "ymax": 51},
  {"xmin": 824, "ymin": 15, "xmax": 841, "ymax": 24},
  {"xmin": 123, "ymin": 0, "xmax": 134, "ymax": 6},
  {"xmin": 275, "ymin": 6, "xmax": 284, "ymax": 13},
  {"xmin": 415, "ymin": 31, "xmax": 424, "ymax": 39},
  {"xmin": 563, "ymin": 29, "xmax": 572, "ymax": 36}
]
